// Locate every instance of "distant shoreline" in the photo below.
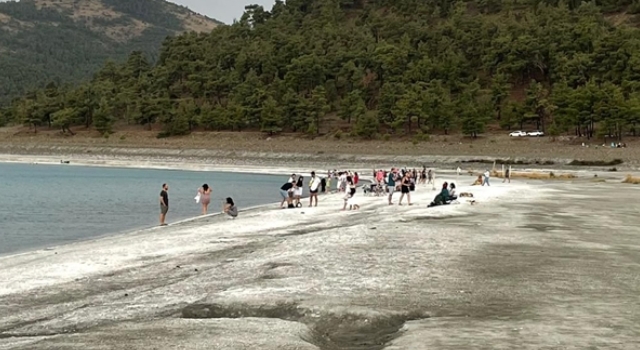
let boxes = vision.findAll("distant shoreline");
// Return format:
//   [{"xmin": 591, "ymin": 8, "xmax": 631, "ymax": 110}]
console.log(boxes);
[
  {"xmin": 0, "ymin": 142, "xmax": 637, "ymax": 177},
  {"xmin": 1, "ymin": 128, "xmax": 638, "ymax": 168},
  {"xmin": 1, "ymin": 150, "xmax": 637, "ymax": 186}
]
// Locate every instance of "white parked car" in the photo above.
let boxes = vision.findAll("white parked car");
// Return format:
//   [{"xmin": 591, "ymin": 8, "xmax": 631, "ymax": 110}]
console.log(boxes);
[
  {"xmin": 527, "ymin": 131, "xmax": 544, "ymax": 137},
  {"xmin": 509, "ymin": 131, "xmax": 527, "ymax": 137}
]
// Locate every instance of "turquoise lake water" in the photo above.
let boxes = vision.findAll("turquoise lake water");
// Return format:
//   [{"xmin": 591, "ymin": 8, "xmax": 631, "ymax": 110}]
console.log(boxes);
[{"xmin": 0, "ymin": 163, "xmax": 294, "ymax": 256}]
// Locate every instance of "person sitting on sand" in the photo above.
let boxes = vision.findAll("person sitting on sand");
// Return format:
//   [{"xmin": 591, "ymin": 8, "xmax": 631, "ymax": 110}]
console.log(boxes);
[
  {"xmin": 428, "ymin": 182, "xmax": 450, "ymax": 208},
  {"xmin": 472, "ymin": 175, "xmax": 483, "ymax": 186},
  {"xmin": 223, "ymin": 197, "xmax": 238, "ymax": 219},
  {"xmin": 449, "ymin": 183, "xmax": 458, "ymax": 201}
]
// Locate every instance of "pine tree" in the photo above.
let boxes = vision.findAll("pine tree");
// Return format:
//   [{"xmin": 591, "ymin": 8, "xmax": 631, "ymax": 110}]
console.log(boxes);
[
  {"xmin": 94, "ymin": 98, "xmax": 115, "ymax": 135},
  {"xmin": 260, "ymin": 96, "xmax": 283, "ymax": 135}
]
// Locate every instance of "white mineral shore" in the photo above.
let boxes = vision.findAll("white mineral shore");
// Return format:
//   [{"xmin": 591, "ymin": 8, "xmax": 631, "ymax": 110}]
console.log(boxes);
[{"xmin": 0, "ymin": 158, "xmax": 639, "ymax": 349}]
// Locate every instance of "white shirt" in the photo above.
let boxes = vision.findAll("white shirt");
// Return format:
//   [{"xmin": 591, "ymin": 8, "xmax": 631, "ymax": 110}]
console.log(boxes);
[
  {"xmin": 309, "ymin": 177, "xmax": 320, "ymax": 191},
  {"xmin": 484, "ymin": 171, "xmax": 490, "ymax": 178}
]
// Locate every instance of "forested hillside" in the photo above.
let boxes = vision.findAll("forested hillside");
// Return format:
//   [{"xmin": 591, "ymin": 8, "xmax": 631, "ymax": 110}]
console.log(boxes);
[
  {"xmin": 0, "ymin": 0, "xmax": 220, "ymax": 105},
  {"xmin": 4, "ymin": 0, "xmax": 640, "ymax": 141}
]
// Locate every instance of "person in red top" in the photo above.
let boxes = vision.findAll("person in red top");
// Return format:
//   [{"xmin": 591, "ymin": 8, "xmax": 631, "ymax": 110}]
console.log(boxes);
[
  {"xmin": 376, "ymin": 170, "xmax": 384, "ymax": 185},
  {"xmin": 354, "ymin": 172, "xmax": 359, "ymax": 185}
]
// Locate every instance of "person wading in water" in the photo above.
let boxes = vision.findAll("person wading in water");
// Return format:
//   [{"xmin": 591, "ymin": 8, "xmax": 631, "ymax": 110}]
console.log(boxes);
[{"xmin": 198, "ymin": 184, "xmax": 212, "ymax": 215}]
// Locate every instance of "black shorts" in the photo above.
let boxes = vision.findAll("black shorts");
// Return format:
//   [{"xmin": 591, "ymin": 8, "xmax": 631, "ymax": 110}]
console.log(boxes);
[
  {"xmin": 350, "ymin": 188, "xmax": 356, "ymax": 196},
  {"xmin": 310, "ymin": 189, "xmax": 318, "ymax": 194},
  {"xmin": 401, "ymin": 186, "xmax": 410, "ymax": 194}
]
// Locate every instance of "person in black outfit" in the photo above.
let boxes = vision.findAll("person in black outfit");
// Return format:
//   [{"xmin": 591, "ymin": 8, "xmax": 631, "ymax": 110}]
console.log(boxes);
[
  {"xmin": 398, "ymin": 173, "xmax": 412, "ymax": 206},
  {"xmin": 159, "ymin": 183, "xmax": 169, "ymax": 226},
  {"xmin": 295, "ymin": 175, "xmax": 304, "ymax": 207}
]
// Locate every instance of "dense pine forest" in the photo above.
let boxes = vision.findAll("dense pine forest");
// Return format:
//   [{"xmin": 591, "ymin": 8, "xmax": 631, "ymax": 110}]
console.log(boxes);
[
  {"xmin": 3, "ymin": 0, "xmax": 640, "ymax": 141},
  {"xmin": 0, "ymin": 0, "xmax": 220, "ymax": 106}
]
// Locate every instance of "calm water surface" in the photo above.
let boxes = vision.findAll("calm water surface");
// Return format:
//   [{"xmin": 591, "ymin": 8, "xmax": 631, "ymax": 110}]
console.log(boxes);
[{"xmin": 0, "ymin": 163, "xmax": 293, "ymax": 256}]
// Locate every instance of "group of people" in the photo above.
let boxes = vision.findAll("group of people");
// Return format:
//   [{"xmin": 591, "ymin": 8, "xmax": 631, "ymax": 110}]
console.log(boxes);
[
  {"xmin": 279, "ymin": 165, "xmax": 506, "ymax": 213},
  {"xmin": 326, "ymin": 170, "xmax": 360, "ymax": 193},
  {"xmin": 279, "ymin": 172, "xmax": 324, "ymax": 209},
  {"xmin": 375, "ymin": 167, "xmax": 434, "ymax": 186},
  {"xmin": 471, "ymin": 168, "xmax": 512, "ymax": 186},
  {"xmin": 428, "ymin": 182, "xmax": 458, "ymax": 207},
  {"xmin": 158, "ymin": 183, "xmax": 238, "ymax": 226},
  {"xmin": 279, "ymin": 170, "xmax": 362, "ymax": 211},
  {"xmin": 378, "ymin": 167, "xmax": 417, "ymax": 206},
  {"xmin": 370, "ymin": 167, "xmax": 440, "ymax": 206},
  {"xmin": 472, "ymin": 170, "xmax": 492, "ymax": 186},
  {"xmin": 195, "ymin": 184, "xmax": 238, "ymax": 217},
  {"xmin": 158, "ymin": 164, "xmax": 499, "ymax": 226}
]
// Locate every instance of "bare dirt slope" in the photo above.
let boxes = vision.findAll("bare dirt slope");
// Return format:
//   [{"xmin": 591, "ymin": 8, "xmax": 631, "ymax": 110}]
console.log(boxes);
[{"xmin": 0, "ymin": 126, "xmax": 637, "ymax": 166}]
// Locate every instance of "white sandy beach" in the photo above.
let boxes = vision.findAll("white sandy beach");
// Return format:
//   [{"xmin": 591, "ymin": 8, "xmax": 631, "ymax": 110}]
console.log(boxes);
[
  {"xmin": 1, "ymin": 157, "xmax": 639, "ymax": 349},
  {"xmin": 0, "ymin": 173, "xmax": 510, "ymax": 297}
]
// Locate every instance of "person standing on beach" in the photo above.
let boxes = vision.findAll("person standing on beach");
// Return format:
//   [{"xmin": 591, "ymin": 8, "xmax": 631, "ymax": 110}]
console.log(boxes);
[
  {"xmin": 341, "ymin": 175, "xmax": 357, "ymax": 211},
  {"xmin": 309, "ymin": 171, "xmax": 320, "ymax": 207},
  {"xmin": 387, "ymin": 168, "xmax": 398, "ymax": 205},
  {"xmin": 338, "ymin": 172, "xmax": 347, "ymax": 192},
  {"xmin": 483, "ymin": 169, "xmax": 491, "ymax": 186},
  {"xmin": 398, "ymin": 173, "xmax": 413, "ymax": 206},
  {"xmin": 376, "ymin": 169, "xmax": 384, "ymax": 186},
  {"xmin": 159, "ymin": 183, "xmax": 169, "ymax": 226},
  {"xmin": 294, "ymin": 175, "xmax": 304, "ymax": 207},
  {"xmin": 320, "ymin": 176, "xmax": 327, "ymax": 194},
  {"xmin": 503, "ymin": 167, "xmax": 511, "ymax": 183},
  {"xmin": 198, "ymin": 184, "xmax": 212, "ymax": 215}
]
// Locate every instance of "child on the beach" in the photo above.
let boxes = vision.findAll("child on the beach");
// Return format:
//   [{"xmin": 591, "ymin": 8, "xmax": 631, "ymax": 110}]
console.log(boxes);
[{"xmin": 341, "ymin": 176, "xmax": 360, "ymax": 211}]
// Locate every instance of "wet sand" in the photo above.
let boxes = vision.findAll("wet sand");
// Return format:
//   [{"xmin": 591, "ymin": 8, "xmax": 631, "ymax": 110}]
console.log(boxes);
[{"xmin": 1, "ymin": 171, "xmax": 639, "ymax": 349}]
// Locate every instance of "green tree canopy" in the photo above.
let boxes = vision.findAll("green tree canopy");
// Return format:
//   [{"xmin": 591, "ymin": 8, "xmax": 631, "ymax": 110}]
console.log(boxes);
[{"xmin": 5, "ymin": 0, "xmax": 640, "ymax": 140}]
